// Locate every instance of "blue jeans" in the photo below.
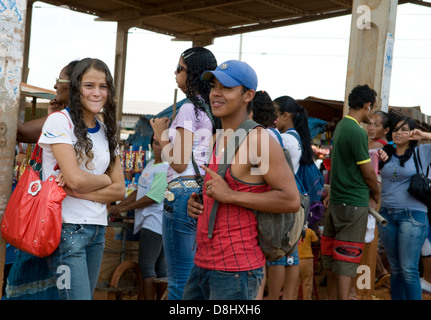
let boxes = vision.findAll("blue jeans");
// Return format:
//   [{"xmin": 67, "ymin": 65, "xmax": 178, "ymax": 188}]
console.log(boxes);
[
  {"xmin": 378, "ymin": 207, "xmax": 429, "ymax": 300},
  {"xmin": 182, "ymin": 265, "xmax": 264, "ymax": 300},
  {"xmin": 48, "ymin": 224, "xmax": 106, "ymax": 300},
  {"xmin": 163, "ymin": 178, "xmax": 199, "ymax": 300}
]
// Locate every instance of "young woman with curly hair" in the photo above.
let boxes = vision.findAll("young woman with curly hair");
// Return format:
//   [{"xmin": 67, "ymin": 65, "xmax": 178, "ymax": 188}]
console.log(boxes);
[
  {"xmin": 151, "ymin": 47, "xmax": 218, "ymax": 300},
  {"xmin": 38, "ymin": 58, "xmax": 125, "ymax": 300}
]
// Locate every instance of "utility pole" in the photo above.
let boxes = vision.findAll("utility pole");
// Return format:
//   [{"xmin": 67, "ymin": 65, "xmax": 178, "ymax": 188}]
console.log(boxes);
[
  {"xmin": 0, "ymin": 0, "xmax": 27, "ymax": 297},
  {"xmin": 344, "ymin": 0, "xmax": 398, "ymax": 114}
]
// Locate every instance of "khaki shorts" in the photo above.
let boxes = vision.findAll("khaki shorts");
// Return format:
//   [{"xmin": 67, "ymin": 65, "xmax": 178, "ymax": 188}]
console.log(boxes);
[{"xmin": 321, "ymin": 203, "xmax": 368, "ymax": 277}]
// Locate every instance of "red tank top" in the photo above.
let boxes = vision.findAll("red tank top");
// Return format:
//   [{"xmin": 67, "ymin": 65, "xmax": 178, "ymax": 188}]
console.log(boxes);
[{"xmin": 194, "ymin": 147, "xmax": 268, "ymax": 271}]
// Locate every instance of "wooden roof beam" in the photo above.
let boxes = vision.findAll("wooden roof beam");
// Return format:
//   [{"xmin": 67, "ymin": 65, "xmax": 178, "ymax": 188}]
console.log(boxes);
[
  {"xmin": 190, "ymin": 7, "xmax": 351, "ymax": 39},
  {"xmin": 109, "ymin": 0, "xmax": 147, "ymax": 10},
  {"xmin": 256, "ymin": 0, "xmax": 313, "ymax": 15},
  {"xmin": 408, "ymin": 0, "xmax": 431, "ymax": 8},
  {"xmin": 181, "ymin": 5, "xmax": 275, "ymax": 35},
  {"xmin": 328, "ymin": 0, "xmax": 353, "ymax": 9},
  {"xmin": 213, "ymin": 6, "xmax": 272, "ymax": 23},
  {"xmin": 134, "ymin": 21, "xmax": 186, "ymax": 39},
  {"xmin": 97, "ymin": 0, "xmax": 250, "ymax": 21},
  {"xmin": 38, "ymin": 0, "xmax": 107, "ymax": 16},
  {"xmin": 102, "ymin": 0, "xmax": 226, "ymax": 33},
  {"xmin": 170, "ymin": 14, "xmax": 226, "ymax": 32}
]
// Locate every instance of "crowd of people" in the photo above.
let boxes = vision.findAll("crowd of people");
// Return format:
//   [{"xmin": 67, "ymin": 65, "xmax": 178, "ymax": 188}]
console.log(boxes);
[{"xmin": 6, "ymin": 46, "xmax": 431, "ymax": 301}]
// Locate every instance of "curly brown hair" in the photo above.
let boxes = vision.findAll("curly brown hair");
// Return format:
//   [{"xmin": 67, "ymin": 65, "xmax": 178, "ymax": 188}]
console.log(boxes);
[
  {"xmin": 68, "ymin": 58, "xmax": 118, "ymax": 173},
  {"xmin": 252, "ymin": 91, "xmax": 277, "ymax": 128}
]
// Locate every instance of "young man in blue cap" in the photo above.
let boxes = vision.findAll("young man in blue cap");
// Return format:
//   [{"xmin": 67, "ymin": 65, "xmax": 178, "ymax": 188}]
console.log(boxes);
[{"xmin": 183, "ymin": 60, "xmax": 300, "ymax": 300}]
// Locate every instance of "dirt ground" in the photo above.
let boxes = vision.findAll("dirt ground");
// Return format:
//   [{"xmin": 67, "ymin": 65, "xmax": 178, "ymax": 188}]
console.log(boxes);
[
  {"xmin": 304, "ymin": 272, "xmax": 431, "ymax": 301},
  {"xmin": 94, "ymin": 227, "xmax": 431, "ymax": 301}
]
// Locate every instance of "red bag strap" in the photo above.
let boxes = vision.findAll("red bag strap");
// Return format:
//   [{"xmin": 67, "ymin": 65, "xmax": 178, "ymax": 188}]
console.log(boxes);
[
  {"xmin": 30, "ymin": 143, "xmax": 42, "ymax": 164},
  {"xmin": 33, "ymin": 110, "xmax": 73, "ymax": 171}
]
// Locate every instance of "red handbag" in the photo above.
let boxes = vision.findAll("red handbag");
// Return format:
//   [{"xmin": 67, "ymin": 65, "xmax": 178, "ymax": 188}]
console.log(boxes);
[{"xmin": 1, "ymin": 144, "xmax": 66, "ymax": 257}]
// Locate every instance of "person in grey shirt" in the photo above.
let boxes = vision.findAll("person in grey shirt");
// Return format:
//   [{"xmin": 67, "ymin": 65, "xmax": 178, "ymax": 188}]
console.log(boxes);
[{"xmin": 378, "ymin": 116, "xmax": 431, "ymax": 300}]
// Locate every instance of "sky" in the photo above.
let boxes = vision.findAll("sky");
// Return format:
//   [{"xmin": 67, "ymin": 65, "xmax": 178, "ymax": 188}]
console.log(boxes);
[{"xmin": 26, "ymin": 2, "xmax": 431, "ymax": 116}]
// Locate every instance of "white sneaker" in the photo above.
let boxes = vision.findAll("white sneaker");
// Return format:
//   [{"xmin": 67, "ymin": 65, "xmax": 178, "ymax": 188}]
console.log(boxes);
[{"xmin": 420, "ymin": 278, "xmax": 431, "ymax": 293}]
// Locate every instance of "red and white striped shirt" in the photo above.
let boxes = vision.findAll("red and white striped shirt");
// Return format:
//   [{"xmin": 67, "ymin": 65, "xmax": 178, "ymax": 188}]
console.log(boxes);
[{"xmin": 194, "ymin": 151, "xmax": 268, "ymax": 271}]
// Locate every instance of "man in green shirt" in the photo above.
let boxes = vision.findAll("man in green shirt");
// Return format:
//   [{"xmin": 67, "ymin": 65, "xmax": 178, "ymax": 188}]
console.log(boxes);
[{"xmin": 322, "ymin": 85, "xmax": 380, "ymax": 300}]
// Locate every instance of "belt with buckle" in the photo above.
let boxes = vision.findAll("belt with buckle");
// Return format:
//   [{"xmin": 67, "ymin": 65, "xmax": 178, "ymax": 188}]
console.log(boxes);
[
  {"xmin": 168, "ymin": 180, "xmax": 200, "ymax": 190},
  {"xmin": 164, "ymin": 179, "xmax": 201, "ymax": 201}
]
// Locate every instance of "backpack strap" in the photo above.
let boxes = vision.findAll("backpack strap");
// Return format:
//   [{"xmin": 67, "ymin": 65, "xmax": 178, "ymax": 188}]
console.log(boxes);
[
  {"xmin": 207, "ymin": 119, "xmax": 261, "ymax": 239},
  {"xmin": 285, "ymin": 130, "xmax": 303, "ymax": 151},
  {"xmin": 207, "ymin": 120, "xmax": 298, "ymax": 239},
  {"xmin": 199, "ymin": 100, "xmax": 216, "ymax": 131},
  {"xmin": 268, "ymin": 128, "xmax": 284, "ymax": 148},
  {"xmin": 191, "ymin": 153, "xmax": 204, "ymax": 188}
]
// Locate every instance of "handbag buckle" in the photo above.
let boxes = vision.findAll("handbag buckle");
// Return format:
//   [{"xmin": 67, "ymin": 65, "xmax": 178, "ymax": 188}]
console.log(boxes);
[{"xmin": 28, "ymin": 180, "xmax": 42, "ymax": 196}]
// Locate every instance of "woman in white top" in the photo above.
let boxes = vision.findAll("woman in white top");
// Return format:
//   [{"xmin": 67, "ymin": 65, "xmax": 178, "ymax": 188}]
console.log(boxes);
[
  {"xmin": 266, "ymin": 95, "xmax": 315, "ymax": 300},
  {"xmin": 38, "ymin": 58, "xmax": 125, "ymax": 300}
]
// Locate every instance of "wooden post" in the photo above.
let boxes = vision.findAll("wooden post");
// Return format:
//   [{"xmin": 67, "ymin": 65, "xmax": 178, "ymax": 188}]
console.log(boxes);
[
  {"xmin": 114, "ymin": 22, "xmax": 130, "ymax": 131},
  {"xmin": 343, "ymin": 0, "xmax": 398, "ymax": 115},
  {"xmin": 0, "ymin": 0, "xmax": 27, "ymax": 299}
]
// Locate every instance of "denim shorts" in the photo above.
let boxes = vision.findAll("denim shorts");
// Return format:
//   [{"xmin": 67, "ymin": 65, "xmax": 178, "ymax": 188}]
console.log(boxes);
[
  {"xmin": 182, "ymin": 265, "xmax": 264, "ymax": 300},
  {"xmin": 266, "ymin": 246, "xmax": 299, "ymax": 266}
]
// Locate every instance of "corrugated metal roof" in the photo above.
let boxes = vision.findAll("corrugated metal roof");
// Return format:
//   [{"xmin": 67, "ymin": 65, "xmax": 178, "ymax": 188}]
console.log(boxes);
[{"xmin": 32, "ymin": 0, "xmax": 420, "ymax": 45}]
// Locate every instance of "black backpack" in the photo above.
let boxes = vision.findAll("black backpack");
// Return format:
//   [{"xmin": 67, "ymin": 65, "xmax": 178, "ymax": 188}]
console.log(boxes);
[{"xmin": 207, "ymin": 120, "xmax": 310, "ymax": 261}]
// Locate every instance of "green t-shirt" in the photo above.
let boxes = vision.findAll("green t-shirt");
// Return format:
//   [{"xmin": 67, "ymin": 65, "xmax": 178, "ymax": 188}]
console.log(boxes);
[{"xmin": 330, "ymin": 116, "xmax": 371, "ymax": 206}]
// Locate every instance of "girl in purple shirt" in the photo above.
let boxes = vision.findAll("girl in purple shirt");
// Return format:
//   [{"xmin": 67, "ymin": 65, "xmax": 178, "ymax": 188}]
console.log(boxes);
[{"xmin": 151, "ymin": 47, "xmax": 218, "ymax": 300}]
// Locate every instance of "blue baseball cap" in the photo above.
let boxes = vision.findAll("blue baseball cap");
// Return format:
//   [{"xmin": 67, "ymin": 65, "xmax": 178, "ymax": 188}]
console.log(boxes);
[{"xmin": 201, "ymin": 60, "xmax": 258, "ymax": 91}]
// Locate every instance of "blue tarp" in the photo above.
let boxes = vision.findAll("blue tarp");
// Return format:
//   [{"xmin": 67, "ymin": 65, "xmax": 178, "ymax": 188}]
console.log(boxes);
[
  {"xmin": 126, "ymin": 98, "xmax": 188, "ymax": 151},
  {"xmin": 309, "ymin": 117, "xmax": 327, "ymax": 139}
]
